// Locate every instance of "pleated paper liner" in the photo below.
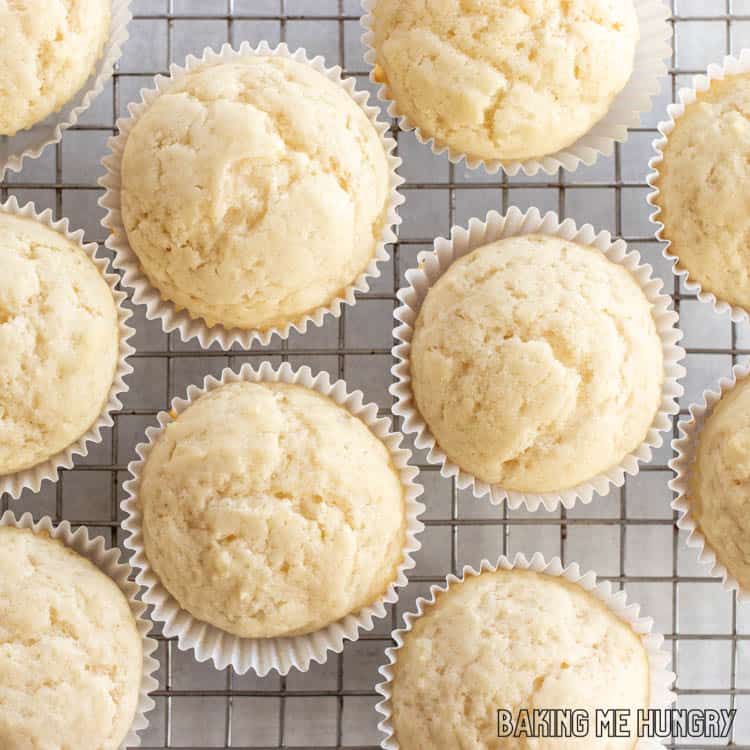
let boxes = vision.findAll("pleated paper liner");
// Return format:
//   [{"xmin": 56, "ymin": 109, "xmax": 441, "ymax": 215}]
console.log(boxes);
[
  {"xmin": 670, "ymin": 363, "xmax": 750, "ymax": 599},
  {"xmin": 648, "ymin": 50, "xmax": 750, "ymax": 323},
  {"xmin": 0, "ymin": 510, "xmax": 159, "ymax": 748},
  {"xmin": 391, "ymin": 206, "xmax": 685, "ymax": 512},
  {"xmin": 361, "ymin": 0, "xmax": 671, "ymax": 176},
  {"xmin": 0, "ymin": 0, "xmax": 132, "ymax": 179},
  {"xmin": 0, "ymin": 196, "xmax": 134, "ymax": 500},
  {"xmin": 375, "ymin": 553, "xmax": 675, "ymax": 750},
  {"xmin": 99, "ymin": 41, "xmax": 404, "ymax": 349},
  {"xmin": 122, "ymin": 361, "xmax": 425, "ymax": 675}
]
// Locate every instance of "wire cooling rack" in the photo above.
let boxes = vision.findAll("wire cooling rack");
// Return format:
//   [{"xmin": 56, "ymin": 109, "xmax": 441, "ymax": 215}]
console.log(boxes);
[{"xmin": 3, "ymin": 0, "xmax": 750, "ymax": 747}]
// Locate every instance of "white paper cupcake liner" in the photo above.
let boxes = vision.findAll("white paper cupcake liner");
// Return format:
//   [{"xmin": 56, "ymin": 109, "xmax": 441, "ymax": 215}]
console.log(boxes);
[
  {"xmin": 99, "ymin": 41, "xmax": 404, "ymax": 349},
  {"xmin": 391, "ymin": 206, "xmax": 685, "ymax": 513},
  {"xmin": 0, "ymin": 0, "xmax": 131, "ymax": 180},
  {"xmin": 647, "ymin": 50, "xmax": 750, "ymax": 322},
  {"xmin": 0, "ymin": 196, "xmax": 135, "ymax": 500},
  {"xmin": 121, "ymin": 361, "xmax": 425, "ymax": 676},
  {"xmin": 375, "ymin": 553, "xmax": 675, "ymax": 750},
  {"xmin": 670, "ymin": 363, "xmax": 750, "ymax": 599},
  {"xmin": 361, "ymin": 0, "xmax": 671, "ymax": 177},
  {"xmin": 0, "ymin": 510, "xmax": 158, "ymax": 748}
]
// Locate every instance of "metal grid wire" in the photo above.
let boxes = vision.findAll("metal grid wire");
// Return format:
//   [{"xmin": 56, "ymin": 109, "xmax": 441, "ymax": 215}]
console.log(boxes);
[{"xmin": 3, "ymin": 0, "xmax": 750, "ymax": 747}]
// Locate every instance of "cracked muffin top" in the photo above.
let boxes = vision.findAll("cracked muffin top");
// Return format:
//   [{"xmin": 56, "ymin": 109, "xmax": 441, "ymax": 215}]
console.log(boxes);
[
  {"xmin": 0, "ymin": 0, "xmax": 110, "ymax": 136},
  {"xmin": 139, "ymin": 381, "xmax": 406, "ymax": 638},
  {"xmin": 688, "ymin": 376, "xmax": 750, "ymax": 592},
  {"xmin": 0, "ymin": 527, "xmax": 143, "ymax": 750},
  {"xmin": 371, "ymin": 0, "xmax": 639, "ymax": 162},
  {"xmin": 654, "ymin": 73, "xmax": 750, "ymax": 313},
  {"xmin": 390, "ymin": 568, "xmax": 650, "ymax": 750},
  {"xmin": 120, "ymin": 56, "xmax": 391, "ymax": 332},
  {"xmin": 0, "ymin": 212, "xmax": 119, "ymax": 476},
  {"xmin": 410, "ymin": 234, "xmax": 663, "ymax": 493}
]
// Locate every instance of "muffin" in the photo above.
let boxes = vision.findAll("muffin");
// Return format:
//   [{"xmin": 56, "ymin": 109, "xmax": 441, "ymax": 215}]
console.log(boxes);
[
  {"xmin": 0, "ymin": 212, "xmax": 119, "ymax": 476},
  {"xmin": 120, "ymin": 56, "xmax": 391, "ymax": 332},
  {"xmin": 688, "ymin": 376, "xmax": 750, "ymax": 591},
  {"xmin": 370, "ymin": 0, "xmax": 639, "ymax": 162},
  {"xmin": 139, "ymin": 381, "xmax": 406, "ymax": 639},
  {"xmin": 389, "ymin": 568, "xmax": 650, "ymax": 750},
  {"xmin": 0, "ymin": 526, "xmax": 143, "ymax": 749},
  {"xmin": 410, "ymin": 234, "xmax": 663, "ymax": 493},
  {"xmin": 654, "ymin": 74, "xmax": 750, "ymax": 312},
  {"xmin": 0, "ymin": 0, "xmax": 111, "ymax": 136}
]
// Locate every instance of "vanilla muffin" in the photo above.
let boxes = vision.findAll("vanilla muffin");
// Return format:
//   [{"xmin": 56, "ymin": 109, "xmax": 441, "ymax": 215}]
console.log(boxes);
[
  {"xmin": 411, "ymin": 235, "xmax": 663, "ymax": 493},
  {"xmin": 688, "ymin": 377, "xmax": 750, "ymax": 591},
  {"xmin": 655, "ymin": 74, "xmax": 750, "ymax": 312},
  {"xmin": 0, "ymin": 527, "xmax": 143, "ymax": 749},
  {"xmin": 121, "ymin": 56, "xmax": 391, "ymax": 332},
  {"xmin": 0, "ymin": 213, "xmax": 119, "ymax": 476},
  {"xmin": 139, "ymin": 381, "xmax": 406, "ymax": 638},
  {"xmin": 371, "ymin": 0, "xmax": 638, "ymax": 162},
  {"xmin": 390, "ymin": 569, "xmax": 650, "ymax": 750},
  {"xmin": 0, "ymin": 0, "xmax": 110, "ymax": 136}
]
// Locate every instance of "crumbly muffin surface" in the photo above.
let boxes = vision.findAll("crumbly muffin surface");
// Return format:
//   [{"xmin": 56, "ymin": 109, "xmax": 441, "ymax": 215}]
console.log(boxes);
[
  {"xmin": 121, "ymin": 57, "xmax": 391, "ymax": 331},
  {"xmin": 656, "ymin": 74, "xmax": 750, "ymax": 311},
  {"xmin": 372, "ymin": 0, "xmax": 638, "ymax": 161},
  {"xmin": 411, "ymin": 234, "xmax": 663, "ymax": 492},
  {"xmin": 391, "ymin": 569, "xmax": 650, "ymax": 750},
  {"xmin": 0, "ymin": 213, "xmax": 119, "ymax": 476},
  {"xmin": 0, "ymin": 527, "xmax": 143, "ymax": 750},
  {"xmin": 689, "ymin": 377, "xmax": 750, "ymax": 590},
  {"xmin": 140, "ymin": 381, "xmax": 406, "ymax": 638},
  {"xmin": 0, "ymin": 0, "xmax": 110, "ymax": 136}
]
